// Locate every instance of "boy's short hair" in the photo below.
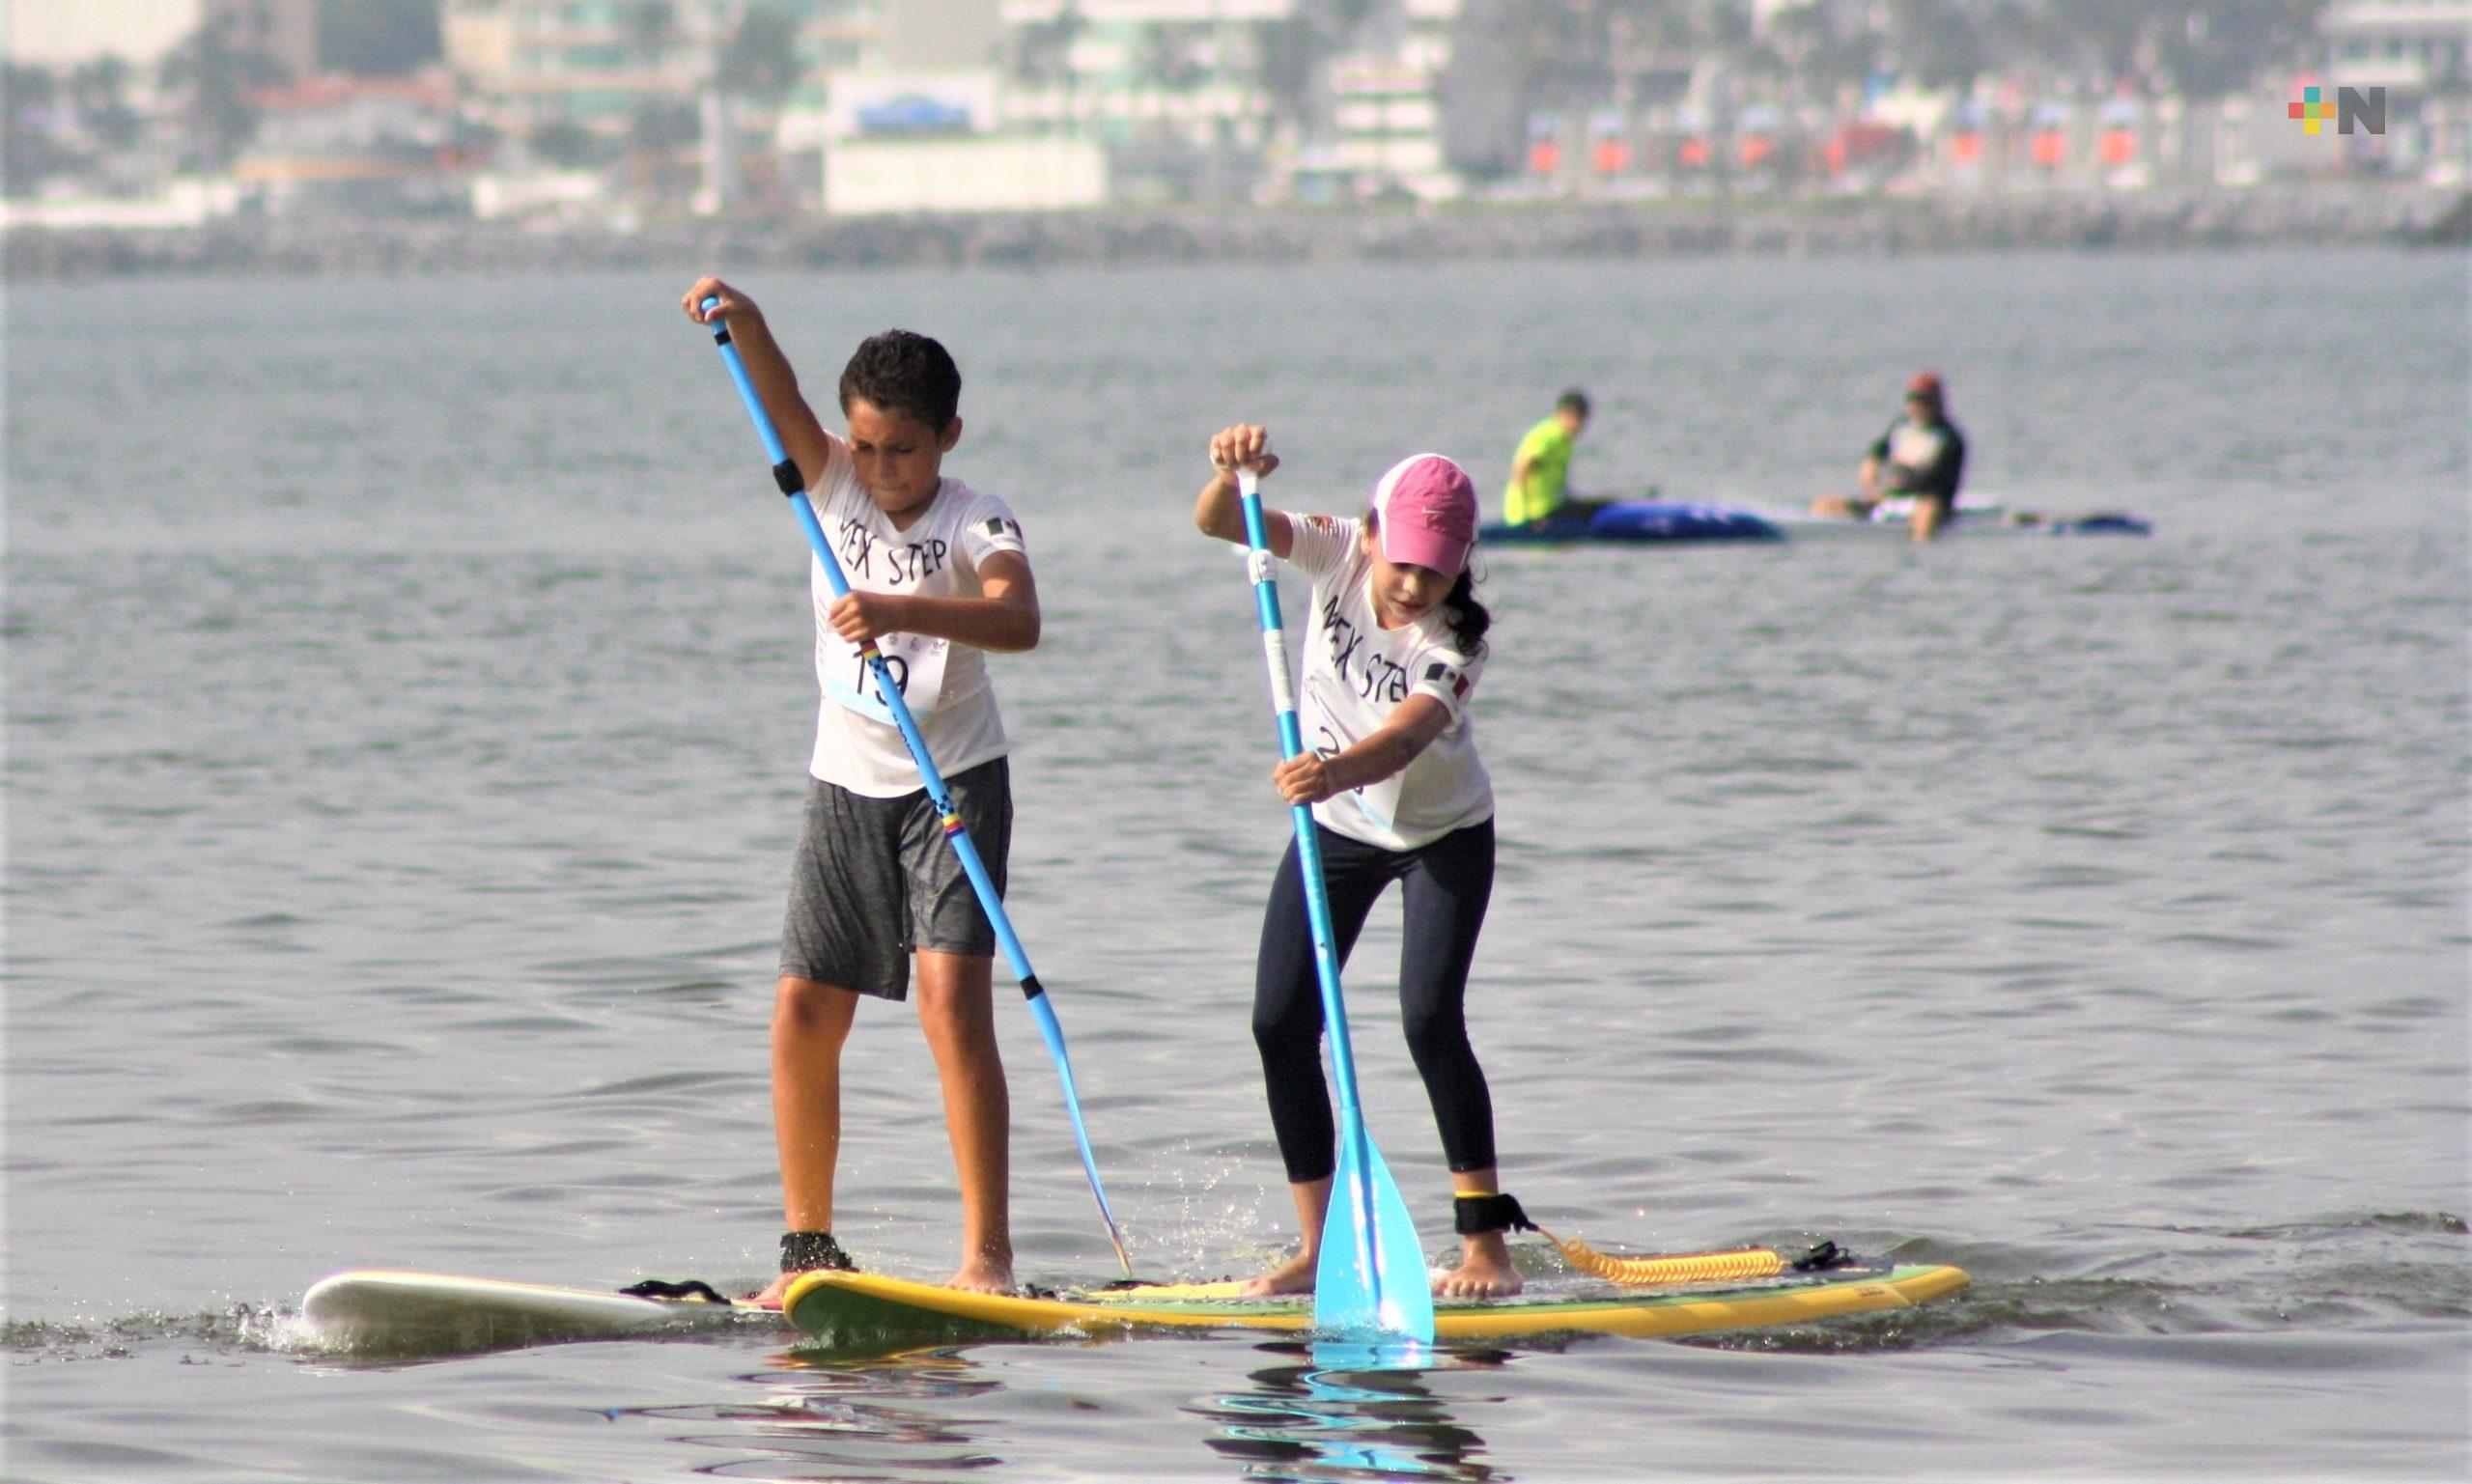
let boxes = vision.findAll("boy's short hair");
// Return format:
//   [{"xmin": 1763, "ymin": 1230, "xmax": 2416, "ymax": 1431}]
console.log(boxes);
[
  {"xmin": 839, "ymin": 329, "xmax": 962, "ymax": 433},
  {"xmin": 1556, "ymin": 389, "xmax": 1590, "ymax": 420}
]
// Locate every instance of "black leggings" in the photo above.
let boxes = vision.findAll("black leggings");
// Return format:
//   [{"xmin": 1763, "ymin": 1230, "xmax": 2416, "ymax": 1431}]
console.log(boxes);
[{"xmin": 1254, "ymin": 818, "xmax": 1498, "ymax": 1185}]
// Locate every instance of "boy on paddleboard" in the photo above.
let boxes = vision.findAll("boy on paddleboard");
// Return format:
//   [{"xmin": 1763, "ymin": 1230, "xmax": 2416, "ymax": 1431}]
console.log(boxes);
[
  {"xmin": 685, "ymin": 278, "xmax": 1036, "ymax": 1299},
  {"xmin": 1195, "ymin": 424, "xmax": 1527, "ymax": 1299}
]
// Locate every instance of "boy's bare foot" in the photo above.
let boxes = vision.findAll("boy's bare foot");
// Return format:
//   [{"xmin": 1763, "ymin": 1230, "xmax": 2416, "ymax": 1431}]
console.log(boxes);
[
  {"xmin": 1238, "ymin": 1248, "xmax": 1319, "ymax": 1298},
  {"xmin": 944, "ymin": 1254, "xmax": 1014, "ymax": 1294},
  {"xmin": 1434, "ymin": 1233, "xmax": 1522, "ymax": 1299}
]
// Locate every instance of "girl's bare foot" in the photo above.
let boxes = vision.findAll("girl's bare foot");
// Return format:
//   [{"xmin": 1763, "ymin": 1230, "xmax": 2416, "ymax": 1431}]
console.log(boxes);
[
  {"xmin": 944, "ymin": 1254, "xmax": 1014, "ymax": 1294},
  {"xmin": 1238, "ymin": 1247, "xmax": 1318, "ymax": 1298},
  {"xmin": 746, "ymin": 1271, "xmax": 798, "ymax": 1309},
  {"xmin": 1434, "ymin": 1232, "xmax": 1522, "ymax": 1299}
]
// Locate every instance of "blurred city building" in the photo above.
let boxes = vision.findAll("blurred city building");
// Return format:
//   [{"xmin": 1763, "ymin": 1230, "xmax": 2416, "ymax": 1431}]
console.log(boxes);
[
  {"xmin": 201, "ymin": 0, "xmax": 323, "ymax": 78},
  {"xmin": 995, "ymin": 0, "xmax": 1297, "ymax": 203},
  {"xmin": 441, "ymin": 0, "xmax": 885, "ymax": 212},
  {"xmin": 765, "ymin": 0, "xmax": 1102, "ymax": 213},
  {"xmin": 8, "ymin": 0, "xmax": 200, "ymax": 69},
  {"xmin": 5, "ymin": 0, "xmax": 2466, "ymax": 230},
  {"xmin": 1284, "ymin": 0, "xmax": 1463, "ymax": 202},
  {"xmin": 2326, "ymin": 0, "xmax": 2471, "ymax": 180},
  {"xmin": 234, "ymin": 70, "xmax": 473, "ymax": 217}
]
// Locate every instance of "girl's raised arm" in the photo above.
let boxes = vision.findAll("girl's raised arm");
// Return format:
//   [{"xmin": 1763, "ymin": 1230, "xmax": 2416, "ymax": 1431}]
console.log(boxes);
[{"xmin": 1194, "ymin": 423, "xmax": 1291, "ymax": 557}]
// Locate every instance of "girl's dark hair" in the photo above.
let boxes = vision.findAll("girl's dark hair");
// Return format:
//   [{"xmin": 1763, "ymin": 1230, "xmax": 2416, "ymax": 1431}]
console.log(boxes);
[
  {"xmin": 1440, "ymin": 567, "xmax": 1490, "ymax": 658},
  {"xmin": 1364, "ymin": 508, "xmax": 1490, "ymax": 658},
  {"xmin": 838, "ymin": 329, "xmax": 961, "ymax": 432}
]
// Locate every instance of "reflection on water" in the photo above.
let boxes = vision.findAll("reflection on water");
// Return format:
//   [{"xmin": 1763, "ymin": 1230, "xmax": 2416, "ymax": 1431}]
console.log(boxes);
[
  {"xmin": 618, "ymin": 1347, "xmax": 1005, "ymax": 1479},
  {"xmin": 1195, "ymin": 1340, "xmax": 1513, "ymax": 1483},
  {"xmin": 608, "ymin": 1337, "xmax": 1525, "ymax": 1482}
]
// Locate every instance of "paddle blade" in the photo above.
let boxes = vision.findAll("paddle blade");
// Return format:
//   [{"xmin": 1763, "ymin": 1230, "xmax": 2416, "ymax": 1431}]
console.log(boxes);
[{"xmin": 1313, "ymin": 1130, "xmax": 1436, "ymax": 1342}]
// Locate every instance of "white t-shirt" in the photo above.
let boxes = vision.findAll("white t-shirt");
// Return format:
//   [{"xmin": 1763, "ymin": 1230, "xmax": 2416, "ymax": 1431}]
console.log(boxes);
[
  {"xmin": 1279, "ymin": 512, "xmax": 1494, "ymax": 851},
  {"xmin": 803, "ymin": 438, "xmax": 1028, "ymax": 798},
  {"xmin": 1885, "ymin": 421, "xmax": 1952, "ymax": 473}
]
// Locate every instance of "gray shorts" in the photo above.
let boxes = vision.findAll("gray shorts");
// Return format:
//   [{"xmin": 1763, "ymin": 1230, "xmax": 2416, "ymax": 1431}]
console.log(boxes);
[{"xmin": 778, "ymin": 757, "xmax": 1011, "ymax": 1000}]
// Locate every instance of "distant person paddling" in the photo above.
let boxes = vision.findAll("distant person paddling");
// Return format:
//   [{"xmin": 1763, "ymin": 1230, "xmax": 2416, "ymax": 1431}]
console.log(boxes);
[
  {"xmin": 683, "ymin": 276, "xmax": 1040, "ymax": 1302},
  {"xmin": 1503, "ymin": 390, "xmax": 1606, "ymax": 526},
  {"xmin": 1813, "ymin": 371, "xmax": 1968, "ymax": 540}
]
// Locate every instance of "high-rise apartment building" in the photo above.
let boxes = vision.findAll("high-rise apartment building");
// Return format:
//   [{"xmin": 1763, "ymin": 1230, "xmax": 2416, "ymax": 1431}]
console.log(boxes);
[
  {"xmin": 996, "ymin": 0, "xmax": 1292, "ymax": 144},
  {"xmin": 443, "ymin": 0, "xmax": 885, "ymax": 136},
  {"xmin": 203, "ymin": 0, "xmax": 322, "ymax": 76}
]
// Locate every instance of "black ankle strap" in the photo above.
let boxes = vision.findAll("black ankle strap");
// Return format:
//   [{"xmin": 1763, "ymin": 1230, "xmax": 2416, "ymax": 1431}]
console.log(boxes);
[
  {"xmin": 780, "ymin": 1229, "xmax": 855, "ymax": 1273},
  {"xmin": 1454, "ymin": 1192, "xmax": 1537, "ymax": 1236},
  {"xmin": 619, "ymin": 1277, "xmax": 732, "ymax": 1304}
]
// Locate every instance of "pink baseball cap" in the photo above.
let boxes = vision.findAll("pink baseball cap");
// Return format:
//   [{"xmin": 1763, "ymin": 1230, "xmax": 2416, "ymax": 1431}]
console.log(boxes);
[{"xmin": 1370, "ymin": 453, "xmax": 1477, "ymax": 576}]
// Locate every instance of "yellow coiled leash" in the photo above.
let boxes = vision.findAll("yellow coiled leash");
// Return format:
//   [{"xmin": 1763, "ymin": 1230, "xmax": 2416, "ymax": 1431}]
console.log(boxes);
[
  {"xmin": 1458, "ymin": 1193, "xmax": 1837, "ymax": 1288},
  {"xmin": 1540, "ymin": 1233, "xmax": 1791, "ymax": 1286}
]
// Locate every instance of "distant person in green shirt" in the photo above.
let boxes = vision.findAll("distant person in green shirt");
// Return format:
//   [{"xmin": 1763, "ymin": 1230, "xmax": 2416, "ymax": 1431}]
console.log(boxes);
[{"xmin": 1503, "ymin": 390, "xmax": 1604, "ymax": 526}]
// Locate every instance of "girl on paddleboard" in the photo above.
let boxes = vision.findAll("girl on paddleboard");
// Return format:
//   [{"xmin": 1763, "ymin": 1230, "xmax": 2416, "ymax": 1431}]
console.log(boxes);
[{"xmin": 1194, "ymin": 424, "xmax": 1525, "ymax": 1299}]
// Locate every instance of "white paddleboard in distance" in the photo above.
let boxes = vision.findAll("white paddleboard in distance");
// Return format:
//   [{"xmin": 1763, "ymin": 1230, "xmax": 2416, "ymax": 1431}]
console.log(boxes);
[{"xmin": 300, "ymin": 1270, "xmax": 764, "ymax": 1356}]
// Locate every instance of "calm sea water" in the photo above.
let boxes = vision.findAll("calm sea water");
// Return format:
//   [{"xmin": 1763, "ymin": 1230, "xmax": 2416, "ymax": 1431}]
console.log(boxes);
[{"xmin": 6, "ymin": 247, "xmax": 2466, "ymax": 1481}]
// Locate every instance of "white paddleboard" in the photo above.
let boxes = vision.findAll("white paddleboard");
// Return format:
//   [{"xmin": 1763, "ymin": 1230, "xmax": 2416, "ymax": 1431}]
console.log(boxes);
[
  {"xmin": 301, "ymin": 1270, "xmax": 764, "ymax": 1356},
  {"xmin": 1762, "ymin": 493, "xmax": 2006, "ymax": 536},
  {"xmin": 1762, "ymin": 494, "xmax": 2149, "ymax": 539}
]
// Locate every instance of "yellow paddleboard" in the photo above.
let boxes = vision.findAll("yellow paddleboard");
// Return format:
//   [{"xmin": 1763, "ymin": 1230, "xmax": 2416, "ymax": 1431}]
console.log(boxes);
[{"xmin": 785, "ymin": 1251, "xmax": 1968, "ymax": 1345}]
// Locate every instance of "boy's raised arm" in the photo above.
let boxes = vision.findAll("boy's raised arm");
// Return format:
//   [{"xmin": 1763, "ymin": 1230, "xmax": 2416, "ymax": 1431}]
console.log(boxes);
[{"xmin": 683, "ymin": 276, "xmax": 836, "ymax": 490}]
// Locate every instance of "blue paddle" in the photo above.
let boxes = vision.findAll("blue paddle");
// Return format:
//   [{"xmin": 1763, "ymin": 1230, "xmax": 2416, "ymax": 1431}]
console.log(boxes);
[
  {"xmin": 698, "ymin": 304, "xmax": 1131, "ymax": 1277},
  {"xmin": 1231, "ymin": 466, "xmax": 1437, "ymax": 1343}
]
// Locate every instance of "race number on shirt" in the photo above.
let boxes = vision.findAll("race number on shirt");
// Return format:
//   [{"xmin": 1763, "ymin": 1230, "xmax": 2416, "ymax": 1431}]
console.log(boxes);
[
  {"xmin": 825, "ymin": 630, "xmax": 950, "ymax": 727},
  {"xmin": 1307, "ymin": 713, "xmax": 1403, "ymax": 834},
  {"xmin": 801, "ymin": 447, "xmax": 1029, "ymax": 799}
]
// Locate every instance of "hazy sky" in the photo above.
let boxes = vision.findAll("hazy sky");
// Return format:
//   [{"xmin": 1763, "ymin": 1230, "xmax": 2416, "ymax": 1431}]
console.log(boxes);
[{"xmin": 10, "ymin": 0, "xmax": 199, "ymax": 67}]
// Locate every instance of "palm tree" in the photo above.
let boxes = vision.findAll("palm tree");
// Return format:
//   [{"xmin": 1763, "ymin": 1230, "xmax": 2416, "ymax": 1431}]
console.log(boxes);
[
  {"xmin": 155, "ymin": 17, "xmax": 288, "ymax": 170},
  {"xmin": 629, "ymin": 0, "xmax": 680, "ymax": 75},
  {"xmin": 69, "ymin": 55, "xmax": 144, "ymax": 151},
  {"xmin": 4, "ymin": 63, "xmax": 70, "ymax": 193},
  {"xmin": 721, "ymin": 3, "xmax": 805, "ymax": 107}
]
